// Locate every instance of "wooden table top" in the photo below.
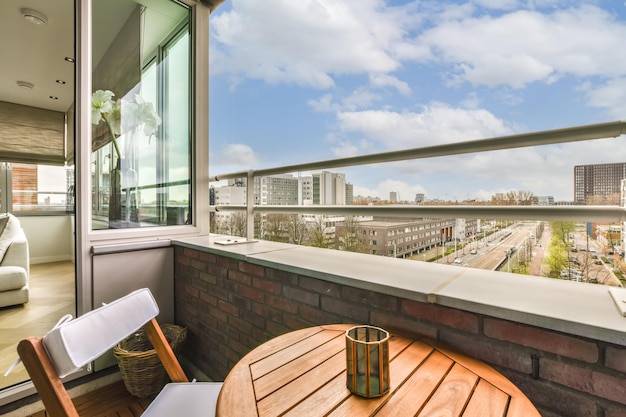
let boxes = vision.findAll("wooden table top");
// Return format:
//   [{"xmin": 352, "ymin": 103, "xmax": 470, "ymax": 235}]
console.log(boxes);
[{"xmin": 216, "ymin": 324, "xmax": 541, "ymax": 417}]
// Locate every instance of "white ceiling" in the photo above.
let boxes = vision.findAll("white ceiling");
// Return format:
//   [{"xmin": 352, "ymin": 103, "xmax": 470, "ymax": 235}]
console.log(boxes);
[
  {"xmin": 0, "ymin": 0, "xmax": 75, "ymax": 113},
  {"xmin": 0, "ymin": 0, "xmax": 142, "ymax": 114}
]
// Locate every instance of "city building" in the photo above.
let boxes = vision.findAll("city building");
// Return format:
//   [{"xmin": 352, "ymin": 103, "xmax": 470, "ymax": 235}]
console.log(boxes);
[
  {"xmin": 574, "ymin": 162, "xmax": 626, "ymax": 203},
  {"xmin": 337, "ymin": 218, "xmax": 455, "ymax": 258},
  {"xmin": 532, "ymin": 196, "xmax": 554, "ymax": 205}
]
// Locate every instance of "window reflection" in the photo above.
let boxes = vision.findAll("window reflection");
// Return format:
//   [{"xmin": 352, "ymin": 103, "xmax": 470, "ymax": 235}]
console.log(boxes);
[{"xmin": 91, "ymin": 0, "xmax": 191, "ymax": 229}]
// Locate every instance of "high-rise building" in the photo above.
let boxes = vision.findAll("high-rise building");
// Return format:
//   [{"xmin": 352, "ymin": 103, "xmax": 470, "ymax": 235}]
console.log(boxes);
[
  {"xmin": 390, "ymin": 191, "xmax": 398, "ymax": 202},
  {"xmin": 574, "ymin": 162, "xmax": 626, "ymax": 203}
]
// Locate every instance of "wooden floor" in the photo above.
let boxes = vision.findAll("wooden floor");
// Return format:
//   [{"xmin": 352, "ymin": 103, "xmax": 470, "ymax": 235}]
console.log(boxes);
[
  {"xmin": 26, "ymin": 380, "xmax": 150, "ymax": 417},
  {"xmin": 0, "ymin": 261, "xmax": 75, "ymax": 389}
]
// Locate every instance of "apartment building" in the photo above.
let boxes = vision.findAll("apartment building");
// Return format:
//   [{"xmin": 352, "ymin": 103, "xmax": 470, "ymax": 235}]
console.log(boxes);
[
  {"xmin": 339, "ymin": 218, "xmax": 456, "ymax": 257},
  {"xmin": 574, "ymin": 162, "xmax": 626, "ymax": 203}
]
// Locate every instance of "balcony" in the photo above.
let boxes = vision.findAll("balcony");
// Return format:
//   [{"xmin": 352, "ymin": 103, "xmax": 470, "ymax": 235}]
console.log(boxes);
[
  {"xmin": 168, "ymin": 121, "xmax": 626, "ymax": 417},
  {"xmin": 172, "ymin": 235, "xmax": 626, "ymax": 417},
  {"xmin": 5, "ymin": 122, "xmax": 626, "ymax": 417}
]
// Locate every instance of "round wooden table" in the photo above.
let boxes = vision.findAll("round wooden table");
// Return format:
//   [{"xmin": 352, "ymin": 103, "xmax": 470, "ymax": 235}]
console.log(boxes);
[{"xmin": 216, "ymin": 324, "xmax": 540, "ymax": 417}]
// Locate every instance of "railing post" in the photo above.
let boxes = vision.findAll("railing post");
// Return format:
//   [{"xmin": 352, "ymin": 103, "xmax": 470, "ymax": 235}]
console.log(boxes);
[{"xmin": 247, "ymin": 170, "xmax": 255, "ymax": 239}]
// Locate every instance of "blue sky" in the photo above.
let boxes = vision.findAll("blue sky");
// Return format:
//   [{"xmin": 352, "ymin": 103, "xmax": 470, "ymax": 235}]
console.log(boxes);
[{"xmin": 208, "ymin": 0, "xmax": 626, "ymax": 202}]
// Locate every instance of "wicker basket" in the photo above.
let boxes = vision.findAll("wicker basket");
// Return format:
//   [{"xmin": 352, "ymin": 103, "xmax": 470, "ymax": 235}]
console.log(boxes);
[{"xmin": 114, "ymin": 324, "xmax": 187, "ymax": 398}]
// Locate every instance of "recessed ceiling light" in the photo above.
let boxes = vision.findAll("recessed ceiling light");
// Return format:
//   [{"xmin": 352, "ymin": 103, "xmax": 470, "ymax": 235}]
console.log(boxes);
[
  {"xmin": 65, "ymin": 57, "xmax": 75, "ymax": 63},
  {"xmin": 49, "ymin": 96, "xmax": 58, "ymax": 100},
  {"xmin": 20, "ymin": 8, "xmax": 48, "ymax": 25},
  {"xmin": 17, "ymin": 81, "xmax": 34, "ymax": 90},
  {"xmin": 56, "ymin": 80, "xmax": 66, "ymax": 85}
]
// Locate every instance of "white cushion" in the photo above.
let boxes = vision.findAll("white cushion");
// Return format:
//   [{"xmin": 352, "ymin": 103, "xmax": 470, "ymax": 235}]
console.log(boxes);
[
  {"xmin": 141, "ymin": 382, "xmax": 223, "ymax": 417},
  {"xmin": 43, "ymin": 288, "xmax": 159, "ymax": 378},
  {"xmin": 0, "ymin": 214, "xmax": 21, "ymax": 263},
  {"xmin": 0, "ymin": 266, "xmax": 27, "ymax": 291}
]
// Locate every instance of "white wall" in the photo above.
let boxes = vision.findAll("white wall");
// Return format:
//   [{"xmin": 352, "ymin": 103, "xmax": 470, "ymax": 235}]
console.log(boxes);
[{"xmin": 19, "ymin": 215, "xmax": 73, "ymax": 264}]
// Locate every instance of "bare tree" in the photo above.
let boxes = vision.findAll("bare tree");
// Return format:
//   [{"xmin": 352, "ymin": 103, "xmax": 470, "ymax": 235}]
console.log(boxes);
[
  {"xmin": 287, "ymin": 214, "xmax": 309, "ymax": 245},
  {"xmin": 505, "ymin": 190, "xmax": 535, "ymax": 205},
  {"xmin": 307, "ymin": 216, "xmax": 331, "ymax": 248},
  {"xmin": 264, "ymin": 213, "xmax": 289, "ymax": 242},
  {"xmin": 228, "ymin": 212, "xmax": 247, "ymax": 237},
  {"xmin": 586, "ymin": 193, "xmax": 620, "ymax": 205},
  {"xmin": 335, "ymin": 216, "xmax": 366, "ymax": 253}
]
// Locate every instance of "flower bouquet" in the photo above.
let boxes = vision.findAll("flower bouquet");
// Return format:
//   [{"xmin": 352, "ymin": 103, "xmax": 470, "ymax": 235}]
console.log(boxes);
[{"xmin": 91, "ymin": 89, "xmax": 161, "ymax": 225}]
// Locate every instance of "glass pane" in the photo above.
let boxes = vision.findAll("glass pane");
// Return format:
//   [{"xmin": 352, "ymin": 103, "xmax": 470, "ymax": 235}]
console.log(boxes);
[
  {"xmin": 91, "ymin": 0, "xmax": 191, "ymax": 229},
  {"xmin": 12, "ymin": 164, "xmax": 73, "ymax": 213}
]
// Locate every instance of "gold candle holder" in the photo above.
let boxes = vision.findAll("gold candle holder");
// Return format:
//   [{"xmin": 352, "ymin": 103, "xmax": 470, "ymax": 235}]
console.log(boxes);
[{"xmin": 345, "ymin": 325, "xmax": 390, "ymax": 398}]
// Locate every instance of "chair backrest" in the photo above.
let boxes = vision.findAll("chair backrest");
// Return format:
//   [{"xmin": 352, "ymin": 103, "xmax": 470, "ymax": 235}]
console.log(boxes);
[{"xmin": 18, "ymin": 288, "xmax": 189, "ymax": 417}]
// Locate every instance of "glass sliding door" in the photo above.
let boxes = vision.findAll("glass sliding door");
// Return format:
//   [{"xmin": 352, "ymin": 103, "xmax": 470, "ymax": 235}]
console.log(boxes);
[{"xmin": 91, "ymin": 0, "xmax": 192, "ymax": 229}]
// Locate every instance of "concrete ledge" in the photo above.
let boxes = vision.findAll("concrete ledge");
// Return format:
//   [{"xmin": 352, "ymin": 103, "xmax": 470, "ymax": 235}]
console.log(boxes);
[{"xmin": 174, "ymin": 234, "xmax": 626, "ymax": 345}]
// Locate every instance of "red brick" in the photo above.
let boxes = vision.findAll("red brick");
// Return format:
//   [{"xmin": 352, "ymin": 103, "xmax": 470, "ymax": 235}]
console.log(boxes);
[
  {"xmin": 198, "ymin": 251, "xmax": 217, "ymax": 263},
  {"xmin": 341, "ymin": 286, "xmax": 398, "ymax": 311},
  {"xmin": 239, "ymin": 285, "xmax": 264, "ymax": 302},
  {"xmin": 239, "ymin": 261, "xmax": 265, "ymax": 277},
  {"xmin": 228, "ymin": 269, "xmax": 251, "ymax": 285},
  {"xmin": 217, "ymin": 300, "xmax": 239, "ymax": 316},
  {"xmin": 401, "ymin": 299, "xmax": 479, "ymax": 333},
  {"xmin": 199, "ymin": 271, "xmax": 217, "ymax": 285},
  {"xmin": 183, "ymin": 248, "xmax": 199, "ymax": 259},
  {"xmin": 439, "ymin": 330, "xmax": 532, "ymax": 374},
  {"xmin": 320, "ymin": 296, "xmax": 369, "ymax": 322},
  {"xmin": 299, "ymin": 276, "xmax": 341, "ymax": 297},
  {"xmin": 190, "ymin": 259, "xmax": 208, "ymax": 272},
  {"xmin": 484, "ymin": 319, "xmax": 598, "ymax": 363},
  {"xmin": 298, "ymin": 304, "xmax": 342, "ymax": 325},
  {"xmin": 266, "ymin": 268, "xmax": 298, "ymax": 285},
  {"xmin": 283, "ymin": 286, "xmax": 319, "ymax": 306},
  {"xmin": 217, "ymin": 256, "xmax": 238, "ymax": 269},
  {"xmin": 541, "ymin": 357, "xmax": 626, "ymax": 405},
  {"xmin": 265, "ymin": 294, "xmax": 299, "ymax": 314},
  {"xmin": 606, "ymin": 345, "xmax": 626, "ymax": 372},
  {"xmin": 370, "ymin": 311, "xmax": 437, "ymax": 339},
  {"xmin": 253, "ymin": 277, "xmax": 282, "ymax": 294},
  {"xmin": 176, "ymin": 255, "xmax": 191, "ymax": 266}
]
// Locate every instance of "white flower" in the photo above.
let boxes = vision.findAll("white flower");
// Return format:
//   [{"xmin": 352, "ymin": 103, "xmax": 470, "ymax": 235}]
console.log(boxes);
[
  {"xmin": 91, "ymin": 89, "xmax": 162, "ymax": 158},
  {"xmin": 91, "ymin": 90, "xmax": 115, "ymax": 125}
]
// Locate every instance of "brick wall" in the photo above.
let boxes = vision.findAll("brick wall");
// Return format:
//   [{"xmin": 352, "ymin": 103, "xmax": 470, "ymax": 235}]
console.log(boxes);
[{"xmin": 174, "ymin": 246, "xmax": 626, "ymax": 417}]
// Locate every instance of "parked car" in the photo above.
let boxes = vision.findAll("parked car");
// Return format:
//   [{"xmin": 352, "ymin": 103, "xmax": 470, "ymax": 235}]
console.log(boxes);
[
  {"xmin": 470, "ymin": 249, "xmax": 477, "ymax": 255},
  {"xmin": 454, "ymin": 258, "xmax": 463, "ymax": 264}
]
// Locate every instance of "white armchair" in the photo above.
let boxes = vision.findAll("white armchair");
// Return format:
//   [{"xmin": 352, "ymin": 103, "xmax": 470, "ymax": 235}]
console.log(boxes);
[{"xmin": 0, "ymin": 215, "xmax": 29, "ymax": 308}]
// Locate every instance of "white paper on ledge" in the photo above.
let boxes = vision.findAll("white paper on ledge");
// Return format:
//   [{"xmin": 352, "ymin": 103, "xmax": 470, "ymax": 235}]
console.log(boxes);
[{"xmin": 214, "ymin": 238, "xmax": 257, "ymax": 245}]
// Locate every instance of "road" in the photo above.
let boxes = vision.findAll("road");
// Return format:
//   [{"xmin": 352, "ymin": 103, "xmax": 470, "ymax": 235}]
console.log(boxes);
[{"xmin": 445, "ymin": 223, "xmax": 536, "ymax": 270}]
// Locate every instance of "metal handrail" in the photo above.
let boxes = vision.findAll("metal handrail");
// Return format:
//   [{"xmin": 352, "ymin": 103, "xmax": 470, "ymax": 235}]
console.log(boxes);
[
  {"xmin": 213, "ymin": 204, "xmax": 626, "ymax": 223},
  {"xmin": 210, "ymin": 121, "xmax": 626, "ymax": 181},
  {"xmin": 209, "ymin": 121, "xmax": 626, "ymax": 238}
]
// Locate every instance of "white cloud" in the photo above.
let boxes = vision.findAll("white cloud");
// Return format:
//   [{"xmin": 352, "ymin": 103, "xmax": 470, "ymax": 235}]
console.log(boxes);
[
  {"xmin": 585, "ymin": 77, "xmax": 626, "ymax": 119},
  {"xmin": 417, "ymin": 6, "xmax": 626, "ymax": 88},
  {"xmin": 369, "ymin": 73, "xmax": 412, "ymax": 95},
  {"xmin": 337, "ymin": 102, "xmax": 513, "ymax": 150},
  {"xmin": 308, "ymin": 88, "xmax": 382, "ymax": 113},
  {"xmin": 211, "ymin": 144, "xmax": 259, "ymax": 166},
  {"xmin": 210, "ymin": 0, "xmax": 420, "ymax": 88}
]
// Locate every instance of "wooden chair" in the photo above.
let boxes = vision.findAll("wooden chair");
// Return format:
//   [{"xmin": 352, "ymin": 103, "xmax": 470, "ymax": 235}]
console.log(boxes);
[{"xmin": 17, "ymin": 288, "xmax": 222, "ymax": 417}]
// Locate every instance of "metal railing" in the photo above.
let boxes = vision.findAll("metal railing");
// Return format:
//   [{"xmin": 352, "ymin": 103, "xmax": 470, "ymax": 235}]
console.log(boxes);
[{"xmin": 209, "ymin": 120, "xmax": 626, "ymax": 239}]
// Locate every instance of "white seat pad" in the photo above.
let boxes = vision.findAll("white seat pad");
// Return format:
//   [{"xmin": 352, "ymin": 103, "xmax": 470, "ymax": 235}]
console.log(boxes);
[
  {"xmin": 141, "ymin": 382, "xmax": 223, "ymax": 417},
  {"xmin": 43, "ymin": 288, "xmax": 159, "ymax": 378}
]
